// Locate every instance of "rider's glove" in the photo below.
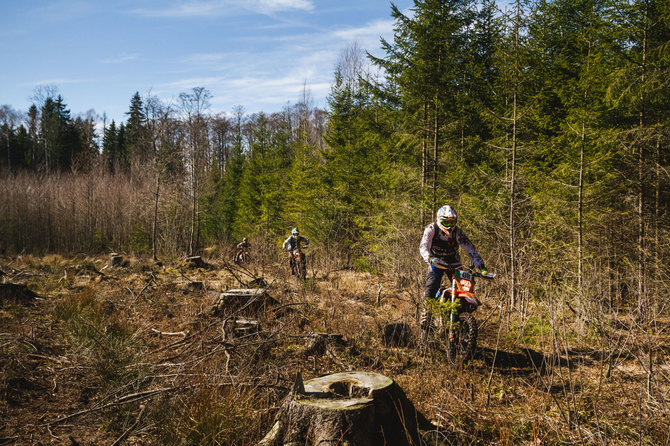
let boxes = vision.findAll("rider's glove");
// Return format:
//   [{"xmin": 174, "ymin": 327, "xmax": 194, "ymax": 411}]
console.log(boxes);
[
  {"xmin": 429, "ymin": 257, "xmax": 440, "ymax": 267},
  {"xmin": 480, "ymin": 267, "xmax": 488, "ymax": 275}
]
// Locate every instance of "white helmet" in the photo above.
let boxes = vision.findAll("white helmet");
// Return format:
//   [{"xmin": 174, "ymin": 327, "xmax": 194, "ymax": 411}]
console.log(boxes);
[
  {"xmin": 436, "ymin": 205, "xmax": 457, "ymax": 233},
  {"xmin": 291, "ymin": 228, "xmax": 299, "ymax": 236}
]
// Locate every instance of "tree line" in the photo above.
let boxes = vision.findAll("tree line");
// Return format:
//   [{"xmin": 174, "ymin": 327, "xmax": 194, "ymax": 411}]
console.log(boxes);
[{"xmin": 1, "ymin": 0, "xmax": 668, "ymax": 319}]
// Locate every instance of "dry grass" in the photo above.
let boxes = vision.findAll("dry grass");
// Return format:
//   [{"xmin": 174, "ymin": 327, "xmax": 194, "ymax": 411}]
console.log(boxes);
[{"xmin": 0, "ymin": 253, "xmax": 669, "ymax": 445}]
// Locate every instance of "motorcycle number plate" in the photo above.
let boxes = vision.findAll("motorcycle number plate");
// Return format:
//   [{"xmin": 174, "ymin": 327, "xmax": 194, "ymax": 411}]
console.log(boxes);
[{"xmin": 455, "ymin": 271, "xmax": 472, "ymax": 281}]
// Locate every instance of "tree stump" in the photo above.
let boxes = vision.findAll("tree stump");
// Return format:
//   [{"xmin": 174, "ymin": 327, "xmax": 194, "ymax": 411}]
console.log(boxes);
[
  {"xmin": 212, "ymin": 288, "xmax": 276, "ymax": 316},
  {"xmin": 110, "ymin": 253, "xmax": 124, "ymax": 267},
  {"xmin": 259, "ymin": 371, "xmax": 433, "ymax": 445},
  {"xmin": 182, "ymin": 281, "xmax": 204, "ymax": 292},
  {"xmin": 222, "ymin": 317, "xmax": 261, "ymax": 340},
  {"xmin": 303, "ymin": 332, "xmax": 345, "ymax": 358},
  {"xmin": 0, "ymin": 283, "xmax": 40, "ymax": 304},
  {"xmin": 184, "ymin": 256, "xmax": 209, "ymax": 269}
]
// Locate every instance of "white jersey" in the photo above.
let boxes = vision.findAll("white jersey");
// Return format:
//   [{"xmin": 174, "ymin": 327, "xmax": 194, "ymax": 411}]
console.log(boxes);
[{"xmin": 419, "ymin": 223, "xmax": 484, "ymax": 269}]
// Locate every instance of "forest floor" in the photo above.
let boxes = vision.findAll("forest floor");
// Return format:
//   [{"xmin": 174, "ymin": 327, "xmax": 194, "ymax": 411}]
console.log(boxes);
[{"xmin": 0, "ymin": 253, "xmax": 668, "ymax": 445}]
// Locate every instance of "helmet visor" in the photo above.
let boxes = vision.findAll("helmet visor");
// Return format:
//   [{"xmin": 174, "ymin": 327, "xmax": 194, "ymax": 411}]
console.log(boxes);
[{"xmin": 438, "ymin": 216, "xmax": 457, "ymax": 228}]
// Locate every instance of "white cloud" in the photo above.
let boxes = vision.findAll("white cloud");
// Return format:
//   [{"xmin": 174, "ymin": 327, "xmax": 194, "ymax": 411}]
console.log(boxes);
[
  {"xmin": 332, "ymin": 18, "xmax": 395, "ymax": 49},
  {"xmin": 252, "ymin": 0, "xmax": 315, "ymax": 12},
  {"xmin": 129, "ymin": 0, "xmax": 314, "ymax": 18},
  {"xmin": 101, "ymin": 53, "xmax": 139, "ymax": 64},
  {"xmin": 129, "ymin": 1, "xmax": 234, "ymax": 18},
  {"xmin": 182, "ymin": 53, "xmax": 226, "ymax": 63}
]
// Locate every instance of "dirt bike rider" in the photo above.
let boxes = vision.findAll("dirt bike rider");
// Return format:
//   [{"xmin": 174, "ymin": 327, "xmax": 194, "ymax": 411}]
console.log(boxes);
[
  {"xmin": 419, "ymin": 205, "xmax": 488, "ymax": 331},
  {"xmin": 234, "ymin": 237, "xmax": 251, "ymax": 263},
  {"xmin": 282, "ymin": 228, "xmax": 309, "ymax": 274}
]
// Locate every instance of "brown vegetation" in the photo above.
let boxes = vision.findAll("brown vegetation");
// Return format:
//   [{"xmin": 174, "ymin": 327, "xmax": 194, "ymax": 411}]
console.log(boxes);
[
  {"xmin": 0, "ymin": 169, "xmax": 190, "ymax": 255},
  {"xmin": 1, "ymin": 253, "xmax": 668, "ymax": 445}
]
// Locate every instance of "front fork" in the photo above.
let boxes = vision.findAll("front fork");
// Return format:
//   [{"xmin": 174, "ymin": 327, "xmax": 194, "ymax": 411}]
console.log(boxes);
[{"xmin": 447, "ymin": 277, "xmax": 457, "ymax": 341}]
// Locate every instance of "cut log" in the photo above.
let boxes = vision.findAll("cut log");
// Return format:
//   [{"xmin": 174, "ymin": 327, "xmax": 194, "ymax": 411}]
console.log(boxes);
[
  {"xmin": 258, "ymin": 371, "xmax": 434, "ymax": 445},
  {"xmin": 212, "ymin": 288, "xmax": 277, "ymax": 316},
  {"xmin": 0, "ymin": 283, "xmax": 40, "ymax": 304}
]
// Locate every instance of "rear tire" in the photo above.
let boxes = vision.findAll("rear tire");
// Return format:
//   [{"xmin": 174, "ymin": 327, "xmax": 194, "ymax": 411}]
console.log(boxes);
[{"xmin": 446, "ymin": 313, "xmax": 477, "ymax": 365}]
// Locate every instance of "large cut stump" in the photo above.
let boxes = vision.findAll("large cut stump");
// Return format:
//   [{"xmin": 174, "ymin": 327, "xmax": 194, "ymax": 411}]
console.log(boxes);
[
  {"xmin": 183, "ymin": 256, "xmax": 210, "ymax": 269},
  {"xmin": 212, "ymin": 288, "xmax": 277, "ymax": 316},
  {"xmin": 259, "ymin": 371, "xmax": 433, "ymax": 446},
  {"xmin": 109, "ymin": 253, "xmax": 130, "ymax": 268}
]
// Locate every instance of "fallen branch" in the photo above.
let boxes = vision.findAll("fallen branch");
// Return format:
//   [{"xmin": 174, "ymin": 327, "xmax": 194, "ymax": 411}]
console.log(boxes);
[
  {"xmin": 219, "ymin": 260, "xmax": 249, "ymax": 287},
  {"xmin": 136, "ymin": 281, "xmax": 154, "ymax": 300},
  {"xmin": 45, "ymin": 388, "xmax": 175, "ymax": 426},
  {"xmin": 151, "ymin": 328, "xmax": 187, "ymax": 337},
  {"xmin": 110, "ymin": 404, "xmax": 147, "ymax": 446}
]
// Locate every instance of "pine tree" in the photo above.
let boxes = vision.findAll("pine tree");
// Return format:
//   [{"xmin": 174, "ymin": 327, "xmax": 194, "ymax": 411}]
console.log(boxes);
[
  {"xmin": 607, "ymin": 0, "xmax": 670, "ymax": 321},
  {"xmin": 27, "ymin": 105, "xmax": 39, "ymax": 169},
  {"xmin": 125, "ymin": 92, "xmax": 149, "ymax": 164},
  {"xmin": 39, "ymin": 95, "xmax": 75, "ymax": 171},
  {"xmin": 520, "ymin": 0, "xmax": 621, "ymax": 330},
  {"xmin": 486, "ymin": 0, "xmax": 536, "ymax": 316},
  {"xmin": 102, "ymin": 121, "xmax": 119, "ymax": 173}
]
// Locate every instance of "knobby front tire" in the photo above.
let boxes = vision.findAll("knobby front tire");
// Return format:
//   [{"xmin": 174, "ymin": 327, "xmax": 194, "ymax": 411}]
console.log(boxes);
[
  {"xmin": 446, "ymin": 312, "xmax": 478, "ymax": 365},
  {"xmin": 296, "ymin": 261, "xmax": 306, "ymax": 280}
]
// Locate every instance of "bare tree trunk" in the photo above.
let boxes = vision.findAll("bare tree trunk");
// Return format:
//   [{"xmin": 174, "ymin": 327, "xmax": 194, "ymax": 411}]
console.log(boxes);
[
  {"xmin": 508, "ymin": 92, "xmax": 517, "ymax": 318},
  {"xmin": 189, "ymin": 163, "xmax": 196, "ymax": 257},
  {"xmin": 578, "ymin": 121, "xmax": 585, "ymax": 298},
  {"xmin": 637, "ymin": 11, "xmax": 648, "ymax": 323},
  {"xmin": 432, "ymin": 93, "xmax": 439, "ymax": 213},
  {"xmin": 654, "ymin": 135, "xmax": 661, "ymax": 277},
  {"xmin": 508, "ymin": 0, "xmax": 523, "ymax": 320},
  {"xmin": 421, "ymin": 100, "xmax": 428, "ymax": 226},
  {"xmin": 152, "ymin": 160, "xmax": 160, "ymax": 261}
]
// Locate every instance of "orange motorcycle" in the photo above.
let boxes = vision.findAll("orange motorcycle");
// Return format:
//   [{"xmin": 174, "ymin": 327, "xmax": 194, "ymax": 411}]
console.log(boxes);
[
  {"xmin": 423, "ymin": 259, "xmax": 496, "ymax": 364},
  {"xmin": 290, "ymin": 247, "xmax": 307, "ymax": 280}
]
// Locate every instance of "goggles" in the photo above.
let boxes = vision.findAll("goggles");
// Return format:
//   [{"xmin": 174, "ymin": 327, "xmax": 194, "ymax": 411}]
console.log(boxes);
[{"xmin": 438, "ymin": 216, "xmax": 457, "ymax": 228}]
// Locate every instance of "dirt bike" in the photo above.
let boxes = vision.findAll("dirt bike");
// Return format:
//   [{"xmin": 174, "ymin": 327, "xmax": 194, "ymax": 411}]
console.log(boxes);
[
  {"xmin": 421, "ymin": 259, "xmax": 496, "ymax": 365},
  {"xmin": 290, "ymin": 246, "xmax": 308, "ymax": 280},
  {"xmin": 234, "ymin": 249, "xmax": 251, "ymax": 265}
]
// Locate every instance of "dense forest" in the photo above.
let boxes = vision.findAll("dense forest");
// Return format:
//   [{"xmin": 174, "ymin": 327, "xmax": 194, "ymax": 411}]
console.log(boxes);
[{"xmin": 1, "ymin": 0, "xmax": 669, "ymax": 317}]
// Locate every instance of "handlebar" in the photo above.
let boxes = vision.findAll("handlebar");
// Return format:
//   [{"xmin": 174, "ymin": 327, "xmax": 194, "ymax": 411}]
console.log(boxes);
[
  {"xmin": 289, "ymin": 245, "xmax": 309, "ymax": 253},
  {"xmin": 430, "ymin": 258, "xmax": 496, "ymax": 279}
]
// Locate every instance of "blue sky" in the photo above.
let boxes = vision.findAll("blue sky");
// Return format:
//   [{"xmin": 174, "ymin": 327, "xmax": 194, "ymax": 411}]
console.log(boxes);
[{"xmin": 0, "ymin": 0, "xmax": 415, "ymax": 124}]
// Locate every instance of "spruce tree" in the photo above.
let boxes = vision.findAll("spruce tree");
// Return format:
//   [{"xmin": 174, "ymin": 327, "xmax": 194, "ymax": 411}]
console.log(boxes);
[
  {"xmin": 607, "ymin": 0, "xmax": 670, "ymax": 321},
  {"xmin": 125, "ymin": 92, "xmax": 149, "ymax": 164},
  {"xmin": 102, "ymin": 121, "xmax": 118, "ymax": 173}
]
